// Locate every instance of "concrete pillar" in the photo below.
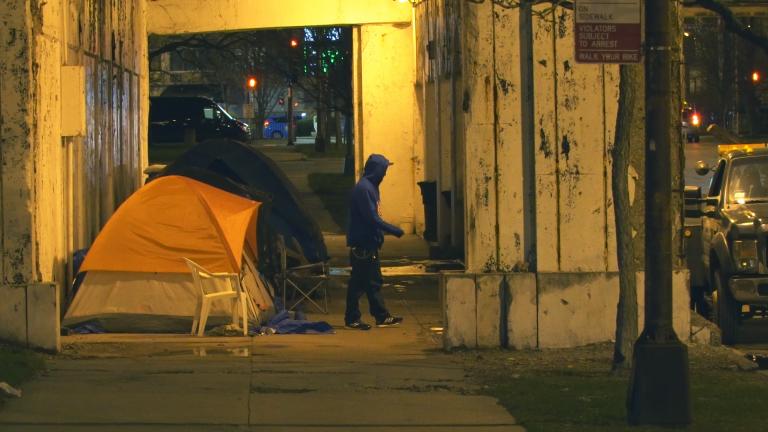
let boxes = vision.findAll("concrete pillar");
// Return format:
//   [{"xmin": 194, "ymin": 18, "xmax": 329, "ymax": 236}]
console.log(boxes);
[
  {"xmin": 0, "ymin": 0, "xmax": 36, "ymax": 288},
  {"xmin": 461, "ymin": 0, "xmax": 498, "ymax": 271},
  {"xmin": 0, "ymin": 0, "xmax": 148, "ymax": 351},
  {"xmin": 357, "ymin": 23, "xmax": 421, "ymax": 233}
]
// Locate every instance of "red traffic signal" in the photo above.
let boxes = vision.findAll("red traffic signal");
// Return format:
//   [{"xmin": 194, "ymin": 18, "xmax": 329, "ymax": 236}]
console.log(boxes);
[{"xmin": 691, "ymin": 112, "xmax": 700, "ymax": 126}]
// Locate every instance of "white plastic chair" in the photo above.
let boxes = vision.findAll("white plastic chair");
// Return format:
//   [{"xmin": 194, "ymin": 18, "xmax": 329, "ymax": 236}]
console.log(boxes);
[{"xmin": 184, "ymin": 258, "xmax": 248, "ymax": 336}]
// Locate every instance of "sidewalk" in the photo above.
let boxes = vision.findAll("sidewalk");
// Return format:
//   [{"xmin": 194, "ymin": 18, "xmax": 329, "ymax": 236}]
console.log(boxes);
[{"xmin": 0, "ymin": 279, "xmax": 522, "ymax": 431}]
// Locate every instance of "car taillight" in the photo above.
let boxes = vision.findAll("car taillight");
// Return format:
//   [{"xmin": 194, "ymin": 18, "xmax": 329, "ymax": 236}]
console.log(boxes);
[{"xmin": 691, "ymin": 113, "xmax": 700, "ymax": 126}]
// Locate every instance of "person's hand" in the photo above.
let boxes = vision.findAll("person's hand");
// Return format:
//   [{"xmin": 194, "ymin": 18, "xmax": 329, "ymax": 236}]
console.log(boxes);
[{"xmin": 394, "ymin": 227, "xmax": 405, "ymax": 238}]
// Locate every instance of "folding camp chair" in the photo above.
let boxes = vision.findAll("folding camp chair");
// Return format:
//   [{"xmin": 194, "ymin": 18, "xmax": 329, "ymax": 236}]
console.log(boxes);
[
  {"xmin": 277, "ymin": 237, "xmax": 329, "ymax": 314},
  {"xmin": 184, "ymin": 258, "xmax": 249, "ymax": 336}
]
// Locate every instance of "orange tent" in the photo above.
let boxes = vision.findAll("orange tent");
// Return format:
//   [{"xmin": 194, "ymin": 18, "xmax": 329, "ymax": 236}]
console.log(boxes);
[
  {"xmin": 80, "ymin": 175, "xmax": 260, "ymax": 274},
  {"xmin": 64, "ymin": 176, "xmax": 273, "ymax": 332}
]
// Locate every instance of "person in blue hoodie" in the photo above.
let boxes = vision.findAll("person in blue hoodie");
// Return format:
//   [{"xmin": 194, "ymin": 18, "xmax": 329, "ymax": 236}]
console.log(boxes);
[{"xmin": 345, "ymin": 154, "xmax": 405, "ymax": 330}]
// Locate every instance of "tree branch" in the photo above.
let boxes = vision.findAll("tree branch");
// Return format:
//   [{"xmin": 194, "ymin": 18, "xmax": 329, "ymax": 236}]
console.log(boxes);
[{"xmin": 683, "ymin": 0, "xmax": 768, "ymax": 55}]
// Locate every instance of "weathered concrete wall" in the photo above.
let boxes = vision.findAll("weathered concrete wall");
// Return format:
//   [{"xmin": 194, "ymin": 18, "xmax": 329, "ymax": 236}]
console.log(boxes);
[
  {"xmin": 0, "ymin": 0, "xmax": 147, "ymax": 350},
  {"xmin": 532, "ymin": 6, "xmax": 620, "ymax": 273},
  {"xmin": 426, "ymin": 3, "xmax": 690, "ymax": 350},
  {"xmin": 417, "ymin": 2, "xmax": 619, "ymax": 272},
  {"xmin": 147, "ymin": 0, "xmax": 411, "ymax": 35},
  {"xmin": 356, "ymin": 23, "xmax": 421, "ymax": 233},
  {"xmin": 443, "ymin": 271, "xmax": 691, "ymax": 350}
]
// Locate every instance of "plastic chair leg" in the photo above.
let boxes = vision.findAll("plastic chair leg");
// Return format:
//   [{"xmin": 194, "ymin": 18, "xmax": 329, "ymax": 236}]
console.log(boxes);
[
  {"xmin": 191, "ymin": 298, "xmax": 202, "ymax": 335},
  {"xmin": 231, "ymin": 296, "xmax": 238, "ymax": 326},
  {"xmin": 197, "ymin": 297, "xmax": 212, "ymax": 336},
  {"xmin": 240, "ymin": 292, "xmax": 248, "ymax": 336}
]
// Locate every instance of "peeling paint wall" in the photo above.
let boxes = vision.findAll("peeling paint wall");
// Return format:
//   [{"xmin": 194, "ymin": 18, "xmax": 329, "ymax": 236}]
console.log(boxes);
[
  {"xmin": 532, "ymin": 6, "xmax": 619, "ymax": 273},
  {"xmin": 425, "ymin": 3, "xmax": 690, "ymax": 349},
  {"xmin": 0, "ymin": 0, "xmax": 36, "ymax": 289},
  {"xmin": 416, "ymin": 3, "xmax": 620, "ymax": 273},
  {"xmin": 0, "ymin": 0, "xmax": 147, "ymax": 350}
]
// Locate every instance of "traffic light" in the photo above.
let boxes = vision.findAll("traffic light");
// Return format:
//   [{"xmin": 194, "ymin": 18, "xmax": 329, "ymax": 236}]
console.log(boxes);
[
  {"xmin": 247, "ymin": 77, "xmax": 257, "ymax": 89},
  {"xmin": 753, "ymin": 71, "xmax": 760, "ymax": 83}
]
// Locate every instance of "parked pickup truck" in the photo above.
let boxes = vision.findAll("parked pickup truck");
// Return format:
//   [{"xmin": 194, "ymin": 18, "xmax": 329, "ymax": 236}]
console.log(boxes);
[{"xmin": 685, "ymin": 143, "xmax": 768, "ymax": 344}]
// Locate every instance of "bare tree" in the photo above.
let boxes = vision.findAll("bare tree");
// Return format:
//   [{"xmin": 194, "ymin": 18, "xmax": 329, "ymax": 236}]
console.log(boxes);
[{"xmin": 611, "ymin": 65, "xmax": 646, "ymax": 371}]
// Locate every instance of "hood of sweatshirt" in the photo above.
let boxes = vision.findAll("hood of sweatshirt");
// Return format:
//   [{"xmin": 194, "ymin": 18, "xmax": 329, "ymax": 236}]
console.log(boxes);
[{"xmin": 362, "ymin": 154, "xmax": 391, "ymax": 186}]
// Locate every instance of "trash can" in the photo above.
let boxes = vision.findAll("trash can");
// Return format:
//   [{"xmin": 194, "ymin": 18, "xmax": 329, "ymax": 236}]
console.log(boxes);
[{"xmin": 417, "ymin": 181, "xmax": 437, "ymax": 242}]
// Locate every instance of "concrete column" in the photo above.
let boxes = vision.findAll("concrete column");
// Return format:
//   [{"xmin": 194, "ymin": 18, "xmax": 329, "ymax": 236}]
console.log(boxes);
[
  {"xmin": 461, "ymin": 0, "xmax": 498, "ymax": 272},
  {"xmin": 358, "ymin": 23, "xmax": 420, "ymax": 233},
  {"xmin": 0, "ymin": 0, "xmax": 36, "ymax": 287}
]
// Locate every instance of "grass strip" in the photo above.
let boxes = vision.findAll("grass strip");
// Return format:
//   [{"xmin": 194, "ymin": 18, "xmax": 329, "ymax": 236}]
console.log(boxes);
[{"xmin": 469, "ymin": 344, "xmax": 768, "ymax": 432}]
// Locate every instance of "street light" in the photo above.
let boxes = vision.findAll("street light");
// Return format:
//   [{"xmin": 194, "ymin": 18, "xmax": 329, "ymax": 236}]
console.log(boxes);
[
  {"xmin": 290, "ymin": 38, "xmax": 299, "ymax": 48},
  {"xmin": 247, "ymin": 77, "xmax": 257, "ymax": 89},
  {"xmin": 753, "ymin": 71, "xmax": 760, "ymax": 83}
]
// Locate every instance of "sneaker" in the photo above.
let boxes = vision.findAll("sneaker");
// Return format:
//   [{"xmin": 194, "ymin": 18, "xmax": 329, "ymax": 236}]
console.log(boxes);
[
  {"xmin": 345, "ymin": 321, "xmax": 372, "ymax": 331},
  {"xmin": 376, "ymin": 316, "xmax": 403, "ymax": 327}
]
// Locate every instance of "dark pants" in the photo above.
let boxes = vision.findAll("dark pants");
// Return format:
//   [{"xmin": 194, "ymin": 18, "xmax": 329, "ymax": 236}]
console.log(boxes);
[{"xmin": 345, "ymin": 248, "xmax": 389, "ymax": 324}]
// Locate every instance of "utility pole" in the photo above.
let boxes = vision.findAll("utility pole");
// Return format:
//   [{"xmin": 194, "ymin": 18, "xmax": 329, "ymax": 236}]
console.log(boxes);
[{"xmin": 627, "ymin": 0, "xmax": 691, "ymax": 426}]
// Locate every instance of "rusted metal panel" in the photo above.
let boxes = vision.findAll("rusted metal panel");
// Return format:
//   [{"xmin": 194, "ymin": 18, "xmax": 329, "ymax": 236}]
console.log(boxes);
[
  {"xmin": 532, "ymin": 5, "xmax": 559, "ymax": 273},
  {"xmin": 494, "ymin": 7, "xmax": 525, "ymax": 270},
  {"xmin": 462, "ymin": 0, "xmax": 497, "ymax": 272},
  {"xmin": 554, "ymin": 9, "xmax": 608, "ymax": 272}
]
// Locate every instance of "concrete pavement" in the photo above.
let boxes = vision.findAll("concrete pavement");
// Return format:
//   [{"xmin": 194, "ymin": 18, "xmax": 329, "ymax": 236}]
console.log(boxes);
[{"xmin": 0, "ymin": 279, "xmax": 523, "ymax": 431}]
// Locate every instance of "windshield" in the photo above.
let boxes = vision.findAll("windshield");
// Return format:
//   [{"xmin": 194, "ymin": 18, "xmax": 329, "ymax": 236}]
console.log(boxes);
[
  {"xmin": 215, "ymin": 103, "xmax": 235, "ymax": 120},
  {"xmin": 726, "ymin": 156, "xmax": 768, "ymax": 204}
]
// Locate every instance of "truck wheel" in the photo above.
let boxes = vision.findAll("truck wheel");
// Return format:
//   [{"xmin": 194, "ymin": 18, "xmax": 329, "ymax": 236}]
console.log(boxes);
[{"xmin": 713, "ymin": 270, "xmax": 738, "ymax": 345}]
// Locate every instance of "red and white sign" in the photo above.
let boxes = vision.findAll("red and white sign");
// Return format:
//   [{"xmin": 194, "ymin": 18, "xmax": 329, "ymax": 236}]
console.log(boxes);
[{"xmin": 575, "ymin": 0, "xmax": 642, "ymax": 64}]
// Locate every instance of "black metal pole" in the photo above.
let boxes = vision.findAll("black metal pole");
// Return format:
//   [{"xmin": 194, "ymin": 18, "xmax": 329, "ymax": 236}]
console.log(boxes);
[
  {"xmin": 627, "ymin": 1, "xmax": 691, "ymax": 425},
  {"xmin": 287, "ymin": 84, "xmax": 295, "ymax": 146}
]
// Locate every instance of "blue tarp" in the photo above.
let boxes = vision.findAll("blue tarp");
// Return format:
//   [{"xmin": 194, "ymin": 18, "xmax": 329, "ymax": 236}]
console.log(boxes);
[{"xmin": 250, "ymin": 310, "xmax": 334, "ymax": 335}]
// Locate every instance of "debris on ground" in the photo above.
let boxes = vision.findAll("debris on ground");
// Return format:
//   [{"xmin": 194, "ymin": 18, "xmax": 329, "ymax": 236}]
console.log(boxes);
[
  {"xmin": 0, "ymin": 382, "xmax": 22, "ymax": 398},
  {"xmin": 249, "ymin": 310, "xmax": 334, "ymax": 335},
  {"xmin": 745, "ymin": 353, "xmax": 768, "ymax": 369}
]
